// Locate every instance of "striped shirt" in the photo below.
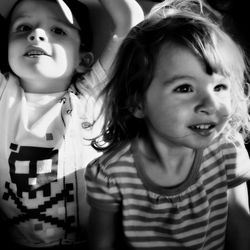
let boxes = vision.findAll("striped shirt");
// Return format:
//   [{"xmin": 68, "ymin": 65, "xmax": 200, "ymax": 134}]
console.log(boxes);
[{"xmin": 86, "ymin": 135, "xmax": 250, "ymax": 250}]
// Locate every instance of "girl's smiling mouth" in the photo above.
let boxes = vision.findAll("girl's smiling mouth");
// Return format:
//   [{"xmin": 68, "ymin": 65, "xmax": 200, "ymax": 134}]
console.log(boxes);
[{"xmin": 189, "ymin": 123, "xmax": 217, "ymax": 136}]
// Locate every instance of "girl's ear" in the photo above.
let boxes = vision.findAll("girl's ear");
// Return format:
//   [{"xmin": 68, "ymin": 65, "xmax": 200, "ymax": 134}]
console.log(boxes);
[
  {"xmin": 76, "ymin": 52, "xmax": 94, "ymax": 73},
  {"xmin": 133, "ymin": 103, "xmax": 145, "ymax": 118}
]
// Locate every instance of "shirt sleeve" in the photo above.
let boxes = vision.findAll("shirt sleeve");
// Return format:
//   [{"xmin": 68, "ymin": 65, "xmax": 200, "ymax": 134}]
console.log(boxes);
[
  {"xmin": 0, "ymin": 72, "xmax": 7, "ymax": 100},
  {"xmin": 223, "ymin": 134, "xmax": 250, "ymax": 188},
  {"xmin": 85, "ymin": 159, "xmax": 121, "ymax": 212},
  {"xmin": 72, "ymin": 60, "xmax": 107, "ymax": 139},
  {"xmin": 75, "ymin": 60, "xmax": 107, "ymax": 98}
]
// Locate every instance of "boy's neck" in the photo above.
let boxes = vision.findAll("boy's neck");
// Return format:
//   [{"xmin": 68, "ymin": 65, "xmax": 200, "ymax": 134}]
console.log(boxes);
[{"xmin": 19, "ymin": 76, "xmax": 71, "ymax": 94}]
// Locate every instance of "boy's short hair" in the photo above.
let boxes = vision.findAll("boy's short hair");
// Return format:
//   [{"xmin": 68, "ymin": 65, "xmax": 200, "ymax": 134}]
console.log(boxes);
[{"xmin": 2, "ymin": 0, "xmax": 93, "ymax": 51}]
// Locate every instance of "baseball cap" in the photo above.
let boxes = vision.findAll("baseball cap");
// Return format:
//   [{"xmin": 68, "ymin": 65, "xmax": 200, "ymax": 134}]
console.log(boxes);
[{"xmin": 0, "ymin": 0, "xmax": 93, "ymax": 51}]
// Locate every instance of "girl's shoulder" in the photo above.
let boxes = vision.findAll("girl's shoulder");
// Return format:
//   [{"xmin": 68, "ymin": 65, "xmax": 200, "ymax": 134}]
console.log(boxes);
[
  {"xmin": 202, "ymin": 133, "xmax": 249, "ymax": 171},
  {"xmin": 87, "ymin": 141, "xmax": 135, "ymax": 177},
  {"xmin": 204, "ymin": 134, "xmax": 250, "ymax": 186},
  {"xmin": 92, "ymin": 142, "xmax": 133, "ymax": 166},
  {"xmin": 205, "ymin": 133, "xmax": 247, "ymax": 155}
]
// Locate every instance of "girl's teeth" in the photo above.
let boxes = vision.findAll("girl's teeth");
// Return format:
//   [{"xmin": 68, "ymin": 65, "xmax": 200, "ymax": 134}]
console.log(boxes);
[{"xmin": 195, "ymin": 125, "xmax": 210, "ymax": 129}]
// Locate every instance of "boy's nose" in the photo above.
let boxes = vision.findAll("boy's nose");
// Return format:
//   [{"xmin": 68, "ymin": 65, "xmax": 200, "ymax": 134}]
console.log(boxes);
[{"xmin": 27, "ymin": 28, "xmax": 48, "ymax": 42}]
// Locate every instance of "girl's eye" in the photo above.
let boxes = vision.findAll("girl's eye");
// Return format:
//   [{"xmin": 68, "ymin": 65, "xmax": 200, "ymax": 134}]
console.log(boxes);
[
  {"xmin": 51, "ymin": 27, "xmax": 66, "ymax": 36},
  {"xmin": 16, "ymin": 24, "xmax": 31, "ymax": 32},
  {"xmin": 214, "ymin": 84, "xmax": 228, "ymax": 92},
  {"xmin": 174, "ymin": 84, "xmax": 193, "ymax": 93}
]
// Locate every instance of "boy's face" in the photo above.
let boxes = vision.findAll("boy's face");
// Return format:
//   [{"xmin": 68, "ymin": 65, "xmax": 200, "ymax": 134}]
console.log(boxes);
[
  {"xmin": 8, "ymin": 0, "xmax": 82, "ymax": 93},
  {"xmin": 135, "ymin": 43, "xmax": 232, "ymax": 149}
]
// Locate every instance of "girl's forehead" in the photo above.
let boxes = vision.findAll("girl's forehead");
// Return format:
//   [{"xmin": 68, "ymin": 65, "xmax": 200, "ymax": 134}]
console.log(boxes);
[{"xmin": 154, "ymin": 42, "xmax": 227, "ymax": 81}]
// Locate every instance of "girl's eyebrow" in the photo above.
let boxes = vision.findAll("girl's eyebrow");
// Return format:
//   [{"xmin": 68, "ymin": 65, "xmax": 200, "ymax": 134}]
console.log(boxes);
[
  {"xmin": 163, "ymin": 73, "xmax": 228, "ymax": 86},
  {"xmin": 163, "ymin": 75, "xmax": 195, "ymax": 84}
]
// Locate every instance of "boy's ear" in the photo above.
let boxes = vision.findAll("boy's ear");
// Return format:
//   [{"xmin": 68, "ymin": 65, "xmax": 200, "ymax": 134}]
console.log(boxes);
[
  {"xmin": 133, "ymin": 103, "xmax": 145, "ymax": 119},
  {"xmin": 76, "ymin": 52, "xmax": 94, "ymax": 73}
]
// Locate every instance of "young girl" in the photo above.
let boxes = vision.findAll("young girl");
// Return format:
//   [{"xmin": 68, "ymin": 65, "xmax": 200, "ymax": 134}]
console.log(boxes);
[
  {"xmin": 85, "ymin": 0, "xmax": 250, "ymax": 249},
  {"xmin": 0, "ymin": 0, "xmax": 144, "ymax": 248}
]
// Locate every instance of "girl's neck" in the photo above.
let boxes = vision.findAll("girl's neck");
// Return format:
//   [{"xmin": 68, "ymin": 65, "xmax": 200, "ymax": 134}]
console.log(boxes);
[{"xmin": 137, "ymin": 134, "xmax": 196, "ymax": 187}]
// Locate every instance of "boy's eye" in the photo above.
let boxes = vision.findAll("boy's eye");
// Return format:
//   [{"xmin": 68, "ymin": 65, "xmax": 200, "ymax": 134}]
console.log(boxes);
[
  {"xmin": 51, "ymin": 27, "xmax": 66, "ymax": 35},
  {"xmin": 16, "ymin": 24, "xmax": 31, "ymax": 32},
  {"xmin": 174, "ymin": 84, "xmax": 193, "ymax": 93},
  {"xmin": 214, "ymin": 83, "xmax": 228, "ymax": 92}
]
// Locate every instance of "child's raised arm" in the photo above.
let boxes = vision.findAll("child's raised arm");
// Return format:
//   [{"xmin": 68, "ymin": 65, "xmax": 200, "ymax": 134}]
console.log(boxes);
[{"xmin": 98, "ymin": 0, "xmax": 144, "ymax": 72}]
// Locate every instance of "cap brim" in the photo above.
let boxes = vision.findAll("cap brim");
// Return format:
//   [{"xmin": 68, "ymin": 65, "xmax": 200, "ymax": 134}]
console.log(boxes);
[
  {"xmin": 0, "ymin": 0, "xmax": 18, "ymax": 18},
  {"xmin": 0, "ymin": 0, "xmax": 98, "ymax": 18}
]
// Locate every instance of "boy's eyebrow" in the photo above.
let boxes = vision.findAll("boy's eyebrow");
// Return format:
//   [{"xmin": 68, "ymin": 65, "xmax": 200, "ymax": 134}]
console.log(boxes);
[
  {"xmin": 11, "ymin": 13, "xmax": 31, "ymax": 21},
  {"xmin": 11, "ymin": 13, "xmax": 80, "ymax": 31}
]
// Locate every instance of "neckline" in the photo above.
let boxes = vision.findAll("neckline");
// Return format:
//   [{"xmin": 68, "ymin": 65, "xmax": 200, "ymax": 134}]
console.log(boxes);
[
  {"xmin": 25, "ymin": 91, "xmax": 65, "ymax": 102},
  {"xmin": 132, "ymin": 139, "xmax": 203, "ymax": 196}
]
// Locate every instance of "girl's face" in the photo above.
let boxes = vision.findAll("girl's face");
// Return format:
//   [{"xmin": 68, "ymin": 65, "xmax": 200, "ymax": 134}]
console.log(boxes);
[
  {"xmin": 136, "ymin": 43, "xmax": 232, "ymax": 149},
  {"xmin": 8, "ymin": 0, "xmax": 82, "ymax": 93}
]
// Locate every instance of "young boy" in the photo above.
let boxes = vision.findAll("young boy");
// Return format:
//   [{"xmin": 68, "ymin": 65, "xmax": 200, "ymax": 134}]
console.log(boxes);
[{"xmin": 0, "ymin": 0, "xmax": 144, "ymax": 248}]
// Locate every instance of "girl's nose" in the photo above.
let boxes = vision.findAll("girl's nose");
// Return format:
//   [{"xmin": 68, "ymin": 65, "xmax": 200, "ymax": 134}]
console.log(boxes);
[
  {"xmin": 27, "ymin": 28, "xmax": 48, "ymax": 42},
  {"xmin": 195, "ymin": 92, "xmax": 217, "ymax": 115}
]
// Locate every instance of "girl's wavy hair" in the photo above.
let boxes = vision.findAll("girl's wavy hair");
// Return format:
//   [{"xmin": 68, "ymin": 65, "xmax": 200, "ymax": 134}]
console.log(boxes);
[{"xmin": 93, "ymin": 0, "xmax": 250, "ymax": 151}]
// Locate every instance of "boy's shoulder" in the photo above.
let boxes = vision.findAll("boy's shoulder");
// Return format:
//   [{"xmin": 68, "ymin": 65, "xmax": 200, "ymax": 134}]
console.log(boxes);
[
  {"xmin": 74, "ymin": 59, "xmax": 107, "ymax": 97},
  {"xmin": 0, "ymin": 72, "xmax": 20, "ymax": 96}
]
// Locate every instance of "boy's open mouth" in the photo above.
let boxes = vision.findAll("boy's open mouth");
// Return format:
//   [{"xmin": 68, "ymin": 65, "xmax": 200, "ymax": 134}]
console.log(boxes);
[{"xmin": 24, "ymin": 48, "xmax": 50, "ymax": 57}]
